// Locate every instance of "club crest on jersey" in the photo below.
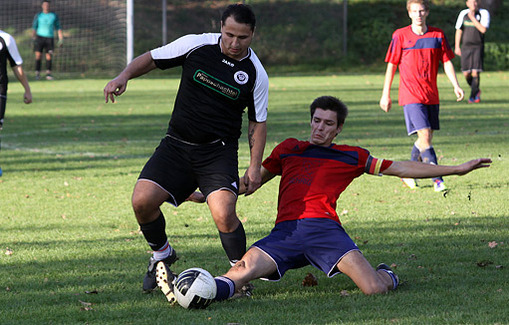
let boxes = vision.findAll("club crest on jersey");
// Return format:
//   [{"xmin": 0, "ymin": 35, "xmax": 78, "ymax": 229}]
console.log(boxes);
[
  {"xmin": 234, "ymin": 71, "xmax": 249, "ymax": 85},
  {"xmin": 194, "ymin": 70, "xmax": 240, "ymax": 100}
]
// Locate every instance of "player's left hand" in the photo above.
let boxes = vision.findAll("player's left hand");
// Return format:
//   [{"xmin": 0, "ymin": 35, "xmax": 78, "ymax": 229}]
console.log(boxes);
[
  {"xmin": 243, "ymin": 167, "xmax": 261, "ymax": 196},
  {"xmin": 454, "ymin": 86, "xmax": 464, "ymax": 101},
  {"xmin": 24, "ymin": 92, "xmax": 32, "ymax": 104},
  {"xmin": 185, "ymin": 191, "xmax": 205, "ymax": 203}
]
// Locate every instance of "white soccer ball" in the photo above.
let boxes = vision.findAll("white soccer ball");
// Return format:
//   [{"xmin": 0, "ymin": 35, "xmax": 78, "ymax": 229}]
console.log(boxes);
[{"xmin": 174, "ymin": 267, "xmax": 217, "ymax": 309}]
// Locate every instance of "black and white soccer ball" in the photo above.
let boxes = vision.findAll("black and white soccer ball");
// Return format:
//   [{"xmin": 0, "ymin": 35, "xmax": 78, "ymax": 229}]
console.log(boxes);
[{"xmin": 174, "ymin": 267, "xmax": 217, "ymax": 309}]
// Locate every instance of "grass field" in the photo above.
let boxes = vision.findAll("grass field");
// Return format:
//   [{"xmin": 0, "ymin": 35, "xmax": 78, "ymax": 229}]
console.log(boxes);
[{"xmin": 1, "ymin": 72, "xmax": 508, "ymax": 324}]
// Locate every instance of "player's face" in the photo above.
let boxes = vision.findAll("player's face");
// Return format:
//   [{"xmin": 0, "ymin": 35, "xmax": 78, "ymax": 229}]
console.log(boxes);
[
  {"xmin": 42, "ymin": 2, "xmax": 50, "ymax": 13},
  {"xmin": 408, "ymin": 3, "xmax": 429, "ymax": 27},
  {"xmin": 310, "ymin": 108, "xmax": 342, "ymax": 147},
  {"xmin": 466, "ymin": 0, "xmax": 479, "ymax": 11},
  {"xmin": 220, "ymin": 17, "xmax": 254, "ymax": 60}
]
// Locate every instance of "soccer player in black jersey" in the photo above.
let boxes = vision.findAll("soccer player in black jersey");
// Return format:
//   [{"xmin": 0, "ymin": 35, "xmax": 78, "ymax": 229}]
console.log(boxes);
[
  {"xmin": 454, "ymin": 0, "xmax": 490, "ymax": 103},
  {"xmin": 0, "ymin": 30, "xmax": 32, "ymax": 176},
  {"xmin": 104, "ymin": 4, "xmax": 269, "ymax": 292}
]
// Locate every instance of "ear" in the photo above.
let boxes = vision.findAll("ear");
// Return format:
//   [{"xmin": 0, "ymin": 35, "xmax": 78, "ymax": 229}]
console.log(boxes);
[{"xmin": 336, "ymin": 124, "xmax": 343, "ymax": 135}]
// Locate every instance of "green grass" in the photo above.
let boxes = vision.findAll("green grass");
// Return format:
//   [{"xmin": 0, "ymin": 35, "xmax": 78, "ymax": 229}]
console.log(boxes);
[{"xmin": 0, "ymin": 73, "xmax": 508, "ymax": 324}]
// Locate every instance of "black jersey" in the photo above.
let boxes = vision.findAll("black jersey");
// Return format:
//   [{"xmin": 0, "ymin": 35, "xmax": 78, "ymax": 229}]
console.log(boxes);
[
  {"xmin": 0, "ymin": 30, "xmax": 23, "ymax": 86},
  {"xmin": 455, "ymin": 8, "xmax": 490, "ymax": 48},
  {"xmin": 150, "ymin": 33, "xmax": 269, "ymax": 144}
]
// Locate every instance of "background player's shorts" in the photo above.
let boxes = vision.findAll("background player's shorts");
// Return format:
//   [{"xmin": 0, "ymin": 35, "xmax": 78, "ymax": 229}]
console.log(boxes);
[
  {"xmin": 403, "ymin": 103, "xmax": 440, "ymax": 135},
  {"xmin": 252, "ymin": 218, "xmax": 359, "ymax": 281},
  {"xmin": 461, "ymin": 46, "xmax": 484, "ymax": 72},
  {"xmin": 34, "ymin": 36, "xmax": 54, "ymax": 53},
  {"xmin": 138, "ymin": 135, "xmax": 239, "ymax": 206}
]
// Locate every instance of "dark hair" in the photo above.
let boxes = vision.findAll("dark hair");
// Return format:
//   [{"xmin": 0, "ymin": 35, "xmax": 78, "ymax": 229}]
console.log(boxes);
[
  {"xmin": 221, "ymin": 4, "xmax": 256, "ymax": 31},
  {"xmin": 310, "ymin": 96, "xmax": 348, "ymax": 125}
]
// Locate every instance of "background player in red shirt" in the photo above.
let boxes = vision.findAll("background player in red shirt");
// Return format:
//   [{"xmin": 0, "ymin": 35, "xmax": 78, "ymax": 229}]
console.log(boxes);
[
  {"xmin": 380, "ymin": 0, "xmax": 464, "ymax": 192},
  {"xmin": 156, "ymin": 96, "xmax": 490, "ymax": 304}
]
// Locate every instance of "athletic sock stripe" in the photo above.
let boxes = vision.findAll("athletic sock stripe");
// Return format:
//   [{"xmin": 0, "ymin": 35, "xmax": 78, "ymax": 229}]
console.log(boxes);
[{"xmin": 215, "ymin": 276, "xmax": 235, "ymax": 298}]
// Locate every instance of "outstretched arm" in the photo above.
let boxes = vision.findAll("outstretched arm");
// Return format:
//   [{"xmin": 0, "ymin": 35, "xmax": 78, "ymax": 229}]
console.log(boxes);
[
  {"xmin": 382, "ymin": 158, "xmax": 491, "ymax": 178},
  {"xmin": 380, "ymin": 62, "xmax": 397, "ymax": 112},
  {"xmin": 12, "ymin": 65, "xmax": 32, "ymax": 104},
  {"xmin": 103, "ymin": 52, "xmax": 156, "ymax": 103}
]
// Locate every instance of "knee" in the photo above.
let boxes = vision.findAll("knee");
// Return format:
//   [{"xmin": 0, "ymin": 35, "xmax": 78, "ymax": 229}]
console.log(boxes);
[
  {"xmin": 132, "ymin": 192, "xmax": 156, "ymax": 218},
  {"xmin": 360, "ymin": 281, "xmax": 389, "ymax": 295}
]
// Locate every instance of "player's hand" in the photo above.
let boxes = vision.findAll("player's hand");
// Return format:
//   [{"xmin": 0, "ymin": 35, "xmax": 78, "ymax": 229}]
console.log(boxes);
[
  {"xmin": 243, "ymin": 167, "xmax": 261, "ymax": 196},
  {"xmin": 457, "ymin": 158, "xmax": 492, "ymax": 175},
  {"xmin": 57, "ymin": 39, "xmax": 63, "ymax": 47},
  {"xmin": 185, "ymin": 191, "xmax": 206, "ymax": 203},
  {"xmin": 104, "ymin": 76, "xmax": 127, "ymax": 103},
  {"xmin": 454, "ymin": 86, "xmax": 464, "ymax": 102},
  {"xmin": 379, "ymin": 96, "xmax": 392, "ymax": 112},
  {"xmin": 24, "ymin": 92, "xmax": 32, "ymax": 104},
  {"xmin": 454, "ymin": 47, "xmax": 461, "ymax": 56}
]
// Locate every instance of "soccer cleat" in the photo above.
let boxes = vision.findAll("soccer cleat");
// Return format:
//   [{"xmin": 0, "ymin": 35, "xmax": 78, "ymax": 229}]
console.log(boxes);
[
  {"xmin": 376, "ymin": 263, "xmax": 399, "ymax": 290},
  {"xmin": 0, "ymin": 166, "xmax": 2, "ymax": 177},
  {"xmin": 231, "ymin": 282, "xmax": 254, "ymax": 299},
  {"xmin": 433, "ymin": 179, "xmax": 447, "ymax": 192},
  {"xmin": 468, "ymin": 97, "xmax": 475, "ymax": 104},
  {"xmin": 474, "ymin": 90, "xmax": 481, "ymax": 103},
  {"xmin": 143, "ymin": 249, "xmax": 178, "ymax": 293},
  {"xmin": 401, "ymin": 178, "xmax": 418, "ymax": 189},
  {"xmin": 156, "ymin": 261, "xmax": 178, "ymax": 304},
  {"xmin": 35, "ymin": 72, "xmax": 41, "ymax": 80},
  {"xmin": 46, "ymin": 74, "xmax": 54, "ymax": 81}
]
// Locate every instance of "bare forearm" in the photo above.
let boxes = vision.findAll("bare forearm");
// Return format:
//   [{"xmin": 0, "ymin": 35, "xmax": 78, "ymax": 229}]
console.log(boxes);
[
  {"xmin": 248, "ymin": 121, "xmax": 267, "ymax": 169},
  {"xmin": 12, "ymin": 66, "xmax": 31, "ymax": 93},
  {"xmin": 383, "ymin": 159, "xmax": 491, "ymax": 178}
]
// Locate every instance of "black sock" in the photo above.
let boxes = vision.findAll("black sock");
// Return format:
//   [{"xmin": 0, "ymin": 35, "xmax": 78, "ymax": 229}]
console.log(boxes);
[
  {"xmin": 35, "ymin": 60, "xmax": 41, "ymax": 72},
  {"xmin": 466, "ymin": 74, "xmax": 473, "ymax": 86},
  {"xmin": 139, "ymin": 213, "xmax": 168, "ymax": 251},
  {"xmin": 471, "ymin": 76, "xmax": 480, "ymax": 98},
  {"xmin": 219, "ymin": 222, "xmax": 246, "ymax": 263},
  {"xmin": 46, "ymin": 59, "xmax": 52, "ymax": 72}
]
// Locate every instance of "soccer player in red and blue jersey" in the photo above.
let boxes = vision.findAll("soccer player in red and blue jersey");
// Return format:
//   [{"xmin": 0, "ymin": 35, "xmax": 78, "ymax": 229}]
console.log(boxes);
[
  {"xmin": 380, "ymin": 0, "xmax": 465, "ymax": 192},
  {"xmin": 155, "ymin": 96, "xmax": 490, "ymax": 304}
]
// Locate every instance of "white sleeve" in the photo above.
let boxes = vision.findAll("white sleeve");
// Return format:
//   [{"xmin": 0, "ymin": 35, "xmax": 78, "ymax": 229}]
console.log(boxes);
[
  {"xmin": 151, "ymin": 33, "xmax": 219, "ymax": 60},
  {"xmin": 455, "ymin": 9, "xmax": 468, "ymax": 30},
  {"xmin": 5, "ymin": 34, "xmax": 23, "ymax": 66},
  {"xmin": 250, "ymin": 52, "xmax": 269, "ymax": 123},
  {"xmin": 480, "ymin": 9, "xmax": 490, "ymax": 28}
]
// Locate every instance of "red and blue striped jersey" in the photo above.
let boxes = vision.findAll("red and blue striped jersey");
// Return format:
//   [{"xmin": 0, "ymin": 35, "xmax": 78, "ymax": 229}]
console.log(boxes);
[
  {"xmin": 262, "ymin": 138, "xmax": 392, "ymax": 224},
  {"xmin": 385, "ymin": 25, "xmax": 454, "ymax": 106}
]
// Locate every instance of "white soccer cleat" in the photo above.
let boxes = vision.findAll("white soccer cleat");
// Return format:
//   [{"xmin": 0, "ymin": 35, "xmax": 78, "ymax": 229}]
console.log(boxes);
[{"xmin": 401, "ymin": 178, "xmax": 418, "ymax": 189}]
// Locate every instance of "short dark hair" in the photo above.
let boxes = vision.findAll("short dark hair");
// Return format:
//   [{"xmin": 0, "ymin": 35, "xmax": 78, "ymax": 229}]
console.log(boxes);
[
  {"xmin": 221, "ymin": 4, "xmax": 256, "ymax": 31},
  {"xmin": 310, "ymin": 96, "xmax": 348, "ymax": 126}
]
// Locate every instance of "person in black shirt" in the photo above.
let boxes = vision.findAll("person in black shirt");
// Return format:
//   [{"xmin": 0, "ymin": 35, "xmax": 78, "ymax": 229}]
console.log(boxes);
[
  {"xmin": 103, "ymin": 4, "xmax": 269, "ymax": 293},
  {"xmin": 454, "ymin": 0, "xmax": 490, "ymax": 103}
]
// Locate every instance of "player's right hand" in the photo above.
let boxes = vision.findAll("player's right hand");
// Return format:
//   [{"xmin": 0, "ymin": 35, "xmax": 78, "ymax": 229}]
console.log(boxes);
[
  {"xmin": 103, "ymin": 77, "xmax": 127, "ymax": 103},
  {"xmin": 379, "ymin": 96, "xmax": 392, "ymax": 112}
]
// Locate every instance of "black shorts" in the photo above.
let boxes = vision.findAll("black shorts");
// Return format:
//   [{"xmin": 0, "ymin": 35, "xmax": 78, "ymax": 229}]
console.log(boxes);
[
  {"xmin": 34, "ymin": 36, "xmax": 54, "ymax": 53},
  {"xmin": 461, "ymin": 46, "xmax": 484, "ymax": 72},
  {"xmin": 138, "ymin": 135, "xmax": 239, "ymax": 206}
]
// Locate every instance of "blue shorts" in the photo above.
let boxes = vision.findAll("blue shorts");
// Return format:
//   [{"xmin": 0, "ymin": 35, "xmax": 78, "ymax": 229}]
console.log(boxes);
[
  {"xmin": 252, "ymin": 218, "xmax": 359, "ymax": 281},
  {"xmin": 403, "ymin": 103, "xmax": 440, "ymax": 135}
]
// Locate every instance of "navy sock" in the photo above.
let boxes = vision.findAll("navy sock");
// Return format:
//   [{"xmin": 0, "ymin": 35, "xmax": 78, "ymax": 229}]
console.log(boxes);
[
  {"xmin": 214, "ymin": 276, "xmax": 235, "ymax": 301},
  {"xmin": 219, "ymin": 222, "xmax": 246, "ymax": 264},
  {"xmin": 421, "ymin": 147, "xmax": 442, "ymax": 182},
  {"xmin": 410, "ymin": 144, "xmax": 421, "ymax": 162},
  {"xmin": 380, "ymin": 269, "xmax": 398, "ymax": 290},
  {"xmin": 139, "ymin": 213, "xmax": 168, "ymax": 251}
]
